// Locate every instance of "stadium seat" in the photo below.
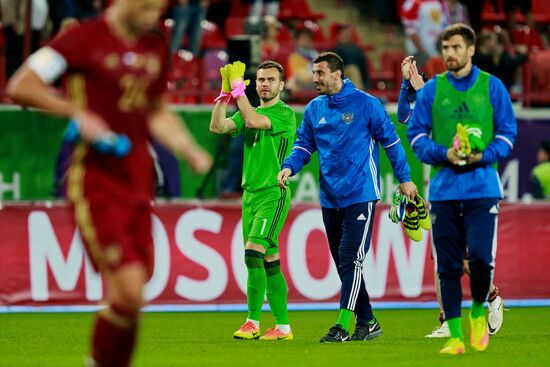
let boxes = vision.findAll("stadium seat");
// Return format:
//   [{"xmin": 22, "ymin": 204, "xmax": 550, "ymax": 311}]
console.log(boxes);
[
  {"xmin": 379, "ymin": 50, "xmax": 405, "ymax": 99},
  {"xmin": 425, "ymin": 56, "xmax": 446, "ymax": 76},
  {"xmin": 225, "ymin": 17, "xmax": 246, "ymax": 38},
  {"xmin": 168, "ymin": 50, "xmax": 201, "ymax": 104},
  {"xmin": 533, "ymin": 0, "xmax": 550, "ymax": 13},
  {"xmin": 481, "ymin": 0, "xmax": 550, "ymax": 26},
  {"xmin": 229, "ymin": 0, "xmax": 250, "ymax": 17},
  {"xmin": 512, "ymin": 25, "xmax": 545, "ymax": 50},
  {"xmin": 277, "ymin": 23, "xmax": 293, "ymax": 47},
  {"xmin": 365, "ymin": 50, "xmax": 403, "ymax": 102},
  {"xmin": 279, "ymin": 0, "xmax": 326, "ymax": 22},
  {"xmin": 200, "ymin": 20, "xmax": 226, "ymax": 50},
  {"xmin": 524, "ymin": 50, "xmax": 550, "ymax": 106},
  {"xmin": 201, "ymin": 49, "xmax": 229, "ymax": 103}
]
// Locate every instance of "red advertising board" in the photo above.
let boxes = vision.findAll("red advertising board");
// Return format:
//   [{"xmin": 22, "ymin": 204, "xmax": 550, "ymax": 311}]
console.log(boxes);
[{"xmin": 1, "ymin": 202, "xmax": 549, "ymax": 306}]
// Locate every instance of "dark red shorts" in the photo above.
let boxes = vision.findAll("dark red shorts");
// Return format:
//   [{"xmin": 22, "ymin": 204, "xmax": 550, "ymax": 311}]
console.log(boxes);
[{"xmin": 72, "ymin": 198, "xmax": 154, "ymax": 277}]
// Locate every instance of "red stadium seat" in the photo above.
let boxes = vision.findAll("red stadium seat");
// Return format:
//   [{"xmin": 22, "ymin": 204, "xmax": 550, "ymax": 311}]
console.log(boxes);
[
  {"xmin": 380, "ymin": 49, "xmax": 404, "ymax": 91},
  {"xmin": 225, "ymin": 17, "xmax": 246, "ymax": 38},
  {"xmin": 533, "ymin": 0, "xmax": 550, "ymax": 13},
  {"xmin": 481, "ymin": 0, "xmax": 550, "ymax": 25},
  {"xmin": 366, "ymin": 50, "xmax": 404, "ymax": 102},
  {"xmin": 279, "ymin": 0, "xmax": 326, "ymax": 22},
  {"xmin": 425, "ymin": 56, "xmax": 446, "ymax": 76},
  {"xmin": 277, "ymin": 23, "xmax": 293, "ymax": 46},
  {"xmin": 524, "ymin": 50, "xmax": 550, "ymax": 106},
  {"xmin": 168, "ymin": 50, "xmax": 201, "ymax": 103},
  {"xmin": 229, "ymin": 0, "xmax": 250, "ymax": 17},
  {"xmin": 512, "ymin": 25, "xmax": 545, "ymax": 50},
  {"xmin": 200, "ymin": 20, "xmax": 226, "ymax": 50}
]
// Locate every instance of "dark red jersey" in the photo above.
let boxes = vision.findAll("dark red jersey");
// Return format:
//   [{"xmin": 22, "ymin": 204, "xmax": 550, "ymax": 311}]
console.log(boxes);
[{"xmin": 49, "ymin": 16, "xmax": 169, "ymax": 202}]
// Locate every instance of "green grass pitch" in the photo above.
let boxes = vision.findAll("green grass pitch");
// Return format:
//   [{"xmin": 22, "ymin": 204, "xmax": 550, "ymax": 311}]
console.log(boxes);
[{"xmin": 1, "ymin": 307, "xmax": 550, "ymax": 366}]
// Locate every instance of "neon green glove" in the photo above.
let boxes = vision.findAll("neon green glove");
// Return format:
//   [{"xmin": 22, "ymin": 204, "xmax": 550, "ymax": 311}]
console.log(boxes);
[
  {"xmin": 228, "ymin": 61, "xmax": 250, "ymax": 89},
  {"xmin": 465, "ymin": 125, "xmax": 486, "ymax": 153},
  {"xmin": 220, "ymin": 64, "xmax": 231, "ymax": 94},
  {"xmin": 215, "ymin": 64, "xmax": 232, "ymax": 103}
]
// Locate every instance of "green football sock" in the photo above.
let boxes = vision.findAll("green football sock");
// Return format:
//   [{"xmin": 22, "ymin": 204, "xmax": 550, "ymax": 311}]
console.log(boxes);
[
  {"xmin": 336, "ymin": 309, "xmax": 354, "ymax": 332},
  {"xmin": 447, "ymin": 317, "xmax": 464, "ymax": 342},
  {"xmin": 265, "ymin": 260, "xmax": 289, "ymax": 325},
  {"xmin": 471, "ymin": 300, "xmax": 485, "ymax": 319},
  {"xmin": 244, "ymin": 249, "xmax": 266, "ymax": 321}
]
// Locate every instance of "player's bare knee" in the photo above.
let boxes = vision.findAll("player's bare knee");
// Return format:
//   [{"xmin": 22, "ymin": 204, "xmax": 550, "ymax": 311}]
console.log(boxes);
[
  {"xmin": 245, "ymin": 242, "xmax": 266, "ymax": 253},
  {"xmin": 264, "ymin": 253, "xmax": 280, "ymax": 262},
  {"xmin": 113, "ymin": 285, "xmax": 144, "ymax": 313},
  {"xmin": 109, "ymin": 264, "xmax": 148, "ymax": 311}
]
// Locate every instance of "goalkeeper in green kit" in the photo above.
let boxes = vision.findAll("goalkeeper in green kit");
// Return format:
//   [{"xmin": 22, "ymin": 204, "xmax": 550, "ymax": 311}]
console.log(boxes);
[{"xmin": 210, "ymin": 60, "xmax": 296, "ymax": 340}]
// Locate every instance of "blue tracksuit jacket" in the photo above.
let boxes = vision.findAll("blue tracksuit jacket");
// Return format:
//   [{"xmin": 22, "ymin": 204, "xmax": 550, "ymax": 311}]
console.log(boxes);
[
  {"xmin": 407, "ymin": 66, "xmax": 517, "ymax": 201},
  {"xmin": 282, "ymin": 79, "xmax": 411, "ymax": 208}
]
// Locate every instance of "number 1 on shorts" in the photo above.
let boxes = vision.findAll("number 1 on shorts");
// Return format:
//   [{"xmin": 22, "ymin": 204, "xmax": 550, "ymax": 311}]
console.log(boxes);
[{"xmin": 260, "ymin": 218, "xmax": 267, "ymax": 235}]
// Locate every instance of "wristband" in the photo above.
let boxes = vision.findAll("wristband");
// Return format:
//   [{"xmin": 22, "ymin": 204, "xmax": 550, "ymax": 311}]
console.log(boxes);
[
  {"xmin": 214, "ymin": 91, "xmax": 232, "ymax": 104},
  {"xmin": 230, "ymin": 81, "xmax": 247, "ymax": 99}
]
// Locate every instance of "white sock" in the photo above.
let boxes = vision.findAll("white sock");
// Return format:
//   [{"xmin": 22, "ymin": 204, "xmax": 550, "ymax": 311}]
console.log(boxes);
[
  {"xmin": 276, "ymin": 324, "xmax": 291, "ymax": 333},
  {"xmin": 246, "ymin": 318, "xmax": 260, "ymax": 328}
]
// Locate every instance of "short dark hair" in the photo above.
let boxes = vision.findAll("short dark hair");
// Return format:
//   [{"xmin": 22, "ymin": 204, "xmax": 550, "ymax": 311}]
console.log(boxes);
[
  {"xmin": 313, "ymin": 52, "xmax": 345, "ymax": 78},
  {"xmin": 257, "ymin": 60, "xmax": 284, "ymax": 80},
  {"xmin": 441, "ymin": 23, "xmax": 476, "ymax": 47}
]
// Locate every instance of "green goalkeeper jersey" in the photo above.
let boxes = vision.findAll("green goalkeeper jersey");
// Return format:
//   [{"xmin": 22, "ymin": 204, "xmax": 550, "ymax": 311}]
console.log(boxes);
[{"xmin": 230, "ymin": 100, "xmax": 296, "ymax": 192}]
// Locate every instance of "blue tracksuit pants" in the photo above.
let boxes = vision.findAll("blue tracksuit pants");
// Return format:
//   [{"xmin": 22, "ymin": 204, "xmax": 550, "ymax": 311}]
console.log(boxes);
[
  {"xmin": 322, "ymin": 201, "xmax": 376, "ymax": 324},
  {"xmin": 431, "ymin": 198, "xmax": 499, "ymax": 320}
]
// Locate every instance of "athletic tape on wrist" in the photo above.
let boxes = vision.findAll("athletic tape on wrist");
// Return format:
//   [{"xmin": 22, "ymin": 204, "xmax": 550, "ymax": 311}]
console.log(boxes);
[
  {"xmin": 214, "ymin": 92, "xmax": 232, "ymax": 104},
  {"xmin": 230, "ymin": 81, "xmax": 247, "ymax": 99}
]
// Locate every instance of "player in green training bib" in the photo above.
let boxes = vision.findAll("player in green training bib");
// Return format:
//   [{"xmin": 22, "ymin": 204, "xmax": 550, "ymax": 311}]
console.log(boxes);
[{"xmin": 210, "ymin": 60, "xmax": 296, "ymax": 340}]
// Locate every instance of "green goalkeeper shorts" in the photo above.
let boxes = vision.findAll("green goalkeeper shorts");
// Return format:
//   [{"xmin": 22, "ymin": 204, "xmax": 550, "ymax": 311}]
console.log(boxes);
[{"xmin": 242, "ymin": 185, "xmax": 291, "ymax": 256}]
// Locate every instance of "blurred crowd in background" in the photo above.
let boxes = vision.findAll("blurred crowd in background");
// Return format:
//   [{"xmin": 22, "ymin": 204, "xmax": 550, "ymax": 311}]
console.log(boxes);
[
  {"xmin": 1, "ymin": 0, "xmax": 550, "ymax": 106},
  {"xmin": 1, "ymin": 0, "xmax": 549, "ymax": 201}
]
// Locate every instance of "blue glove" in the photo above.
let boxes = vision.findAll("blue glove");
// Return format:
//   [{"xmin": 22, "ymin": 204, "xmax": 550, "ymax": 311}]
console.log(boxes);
[{"xmin": 64, "ymin": 119, "xmax": 131, "ymax": 158}]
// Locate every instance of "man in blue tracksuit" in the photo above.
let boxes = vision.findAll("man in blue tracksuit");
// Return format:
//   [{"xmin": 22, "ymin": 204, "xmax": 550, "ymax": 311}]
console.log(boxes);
[
  {"xmin": 398, "ymin": 55, "xmax": 505, "ymax": 339},
  {"xmin": 277, "ymin": 52, "xmax": 418, "ymax": 343},
  {"xmin": 407, "ymin": 24, "xmax": 517, "ymax": 354}
]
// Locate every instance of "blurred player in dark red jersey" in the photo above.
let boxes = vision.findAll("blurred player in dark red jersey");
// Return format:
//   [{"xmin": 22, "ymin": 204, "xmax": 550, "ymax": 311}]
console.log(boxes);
[{"xmin": 7, "ymin": 0, "xmax": 211, "ymax": 365}]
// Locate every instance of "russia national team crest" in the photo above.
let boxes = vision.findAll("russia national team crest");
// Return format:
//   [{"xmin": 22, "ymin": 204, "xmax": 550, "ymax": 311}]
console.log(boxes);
[{"xmin": 342, "ymin": 112, "xmax": 354, "ymax": 124}]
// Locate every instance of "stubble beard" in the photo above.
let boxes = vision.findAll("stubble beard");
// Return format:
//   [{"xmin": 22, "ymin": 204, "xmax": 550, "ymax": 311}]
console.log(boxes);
[
  {"xmin": 260, "ymin": 91, "xmax": 279, "ymax": 103},
  {"xmin": 446, "ymin": 58, "xmax": 468, "ymax": 73}
]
